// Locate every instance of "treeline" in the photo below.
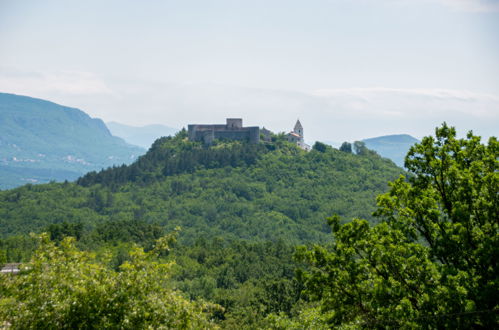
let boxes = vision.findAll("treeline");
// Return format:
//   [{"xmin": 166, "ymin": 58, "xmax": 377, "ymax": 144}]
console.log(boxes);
[
  {"xmin": 0, "ymin": 132, "xmax": 404, "ymax": 327},
  {"xmin": 0, "ymin": 133, "xmax": 403, "ymax": 244},
  {"xmin": 77, "ymin": 130, "xmax": 272, "ymax": 188},
  {"xmin": 1, "ymin": 222, "xmax": 306, "ymax": 327},
  {"xmin": 173, "ymin": 238, "xmax": 304, "ymax": 327},
  {"xmin": 0, "ymin": 124, "xmax": 497, "ymax": 328}
]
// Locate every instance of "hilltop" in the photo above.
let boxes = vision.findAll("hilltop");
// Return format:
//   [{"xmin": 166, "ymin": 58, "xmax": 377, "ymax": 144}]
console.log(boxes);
[
  {"xmin": 0, "ymin": 93, "xmax": 144, "ymax": 189},
  {"xmin": 362, "ymin": 134, "xmax": 419, "ymax": 167},
  {"xmin": 0, "ymin": 131, "xmax": 403, "ymax": 244}
]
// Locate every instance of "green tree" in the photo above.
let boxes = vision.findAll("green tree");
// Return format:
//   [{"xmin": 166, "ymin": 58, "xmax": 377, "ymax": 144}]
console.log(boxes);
[
  {"xmin": 0, "ymin": 249, "xmax": 6, "ymax": 265},
  {"xmin": 296, "ymin": 124, "xmax": 498, "ymax": 328},
  {"xmin": 339, "ymin": 142, "xmax": 352, "ymax": 153},
  {"xmin": 312, "ymin": 142, "xmax": 328, "ymax": 153},
  {"xmin": 0, "ymin": 232, "xmax": 219, "ymax": 329},
  {"xmin": 46, "ymin": 221, "xmax": 83, "ymax": 242},
  {"xmin": 354, "ymin": 140, "xmax": 375, "ymax": 155}
]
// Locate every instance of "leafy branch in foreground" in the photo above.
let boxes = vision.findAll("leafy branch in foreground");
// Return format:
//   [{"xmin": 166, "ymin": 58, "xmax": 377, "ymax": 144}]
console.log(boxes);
[
  {"xmin": 0, "ymin": 231, "xmax": 220, "ymax": 329},
  {"xmin": 291, "ymin": 124, "xmax": 498, "ymax": 329}
]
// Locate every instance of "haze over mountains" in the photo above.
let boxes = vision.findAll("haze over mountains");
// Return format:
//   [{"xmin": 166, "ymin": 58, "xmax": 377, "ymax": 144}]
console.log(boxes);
[
  {"xmin": 0, "ymin": 92, "xmax": 420, "ymax": 189},
  {"xmin": 363, "ymin": 134, "xmax": 420, "ymax": 168},
  {"xmin": 323, "ymin": 135, "xmax": 419, "ymax": 168},
  {"xmin": 106, "ymin": 122, "xmax": 178, "ymax": 149},
  {"xmin": 0, "ymin": 93, "xmax": 144, "ymax": 190}
]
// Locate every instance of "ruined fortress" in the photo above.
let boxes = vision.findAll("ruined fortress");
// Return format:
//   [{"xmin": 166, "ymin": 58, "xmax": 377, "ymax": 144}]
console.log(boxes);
[
  {"xmin": 188, "ymin": 118, "xmax": 260, "ymax": 144},
  {"xmin": 188, "ymin": 118, "xmax": 309, "ymax": 150}
]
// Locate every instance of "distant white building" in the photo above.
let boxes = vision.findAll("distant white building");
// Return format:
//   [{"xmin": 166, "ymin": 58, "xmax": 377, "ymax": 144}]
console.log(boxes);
[
  {"xmin": 287, "ymin": 120, "xmax": 310, "ymax": 151},
  {"xmin": 1, "ymin": 263, "xmax": 21, "ymax": 274}
]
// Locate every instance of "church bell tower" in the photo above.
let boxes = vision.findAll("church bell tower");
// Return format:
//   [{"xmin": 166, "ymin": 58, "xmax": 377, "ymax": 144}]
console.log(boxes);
[{"xmin": 294, "ymin": 119, "xmax": 303, "ymax": 138}]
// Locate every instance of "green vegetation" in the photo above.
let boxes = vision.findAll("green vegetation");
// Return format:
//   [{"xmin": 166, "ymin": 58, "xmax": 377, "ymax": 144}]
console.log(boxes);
[
  {"xmin": 0, "ymin": 232, "xmax": 218, "ymax": 329},
  {"xmin": 339, "ymin": 141, "xmax": 352, "ymax": 153},
  {"xmin": 0, "ymin": 92, "xmax": 144, "ymax": 189},
  {"xmin": 0, "ymin": 129, "xmax": 403, "ymax": 244},
  {"xmin": 172, "ymin": 238, "xmax": 302, "ymax": 328},
  {"xmin": 287, "ymin": 124, "xmax": 498, "ymax": 328},
  {"xmin": 0, "ymin": 124, "xmax": 496, "ymax": 328}
]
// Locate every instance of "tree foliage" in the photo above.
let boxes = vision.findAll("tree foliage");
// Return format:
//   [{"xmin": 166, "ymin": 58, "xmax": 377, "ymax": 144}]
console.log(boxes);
[
  {"xmin": 339, "ymin": 142, "xmax": 352, "ymax": 153},
  {"xmin": 172, "ymin": 238, "xmax": 303, "ymax": 327},
  {"xmin": 2, "ymin": 123, "xmax": 493, "ymax": 328},
  {"xmin": 0, "ymin": 135, "xmax": 402, "ymax": 246},
  {"xmin": 76, "ymin": 130, "xmax": 269, "ymax": 188},
  {"xmin": 295, "ymin": 124, "xmax": 498, "ymax": 328},
  {"xmin": 0, "ymin": 232, "xmax": 219, "ymax": 329},
  {"xmin": 312, "ymin": 141, "xmax": 328, "ymax": 153}
]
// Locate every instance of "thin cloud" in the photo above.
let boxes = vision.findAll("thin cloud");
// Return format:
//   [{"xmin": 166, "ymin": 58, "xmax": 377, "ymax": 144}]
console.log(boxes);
[
  {"xmin": 379, "ymin": 0, "xmax": 499, "ymax": 12},
  {"xmin": 306, "ymin": 87, "xmax": 498, "ymax": 141},
  {"xmin": 312, "ymin": 87, "xmax": 499, "ymax": 117},
  {"xmin": 0, "ymin": 68, "xmax": 114, "ymax": 97},
  {"xmin": 0, "ymin": 71, "xmax": 497, "ymax": 142},
  {"xmin": 99, "ymin": 83, "xmax": 498, "ymax": 141},
  {"xmin": 436, "ymin": 0, "xmax": 499, "ymax": 12},
  {"xmin": 400, "ymin": 0, "xmax": 499, "ymax": 12},
  {"xmin": 312, "ymin": 87, "xmax": 499, "ymax": 102}
]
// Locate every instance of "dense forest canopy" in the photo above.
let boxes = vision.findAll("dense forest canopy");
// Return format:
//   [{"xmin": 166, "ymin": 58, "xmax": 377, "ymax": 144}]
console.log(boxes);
[
  {"xmin": 0, "ymin": 130, "xmax": 403, "ymax": 245},
  {"xmin": 292, "ymin": 124, "xmax": 498, "ymax": 328},
  {"xmin": 1, "ymin": 124, "xmax": 496, "ymax": 328}
]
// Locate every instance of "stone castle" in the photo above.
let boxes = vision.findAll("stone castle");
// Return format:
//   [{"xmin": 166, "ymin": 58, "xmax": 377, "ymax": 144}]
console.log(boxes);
[
  {"xmin": 188, "ymin": 118, "xmax": 260, "ymax": 144},
  {"xmin": 188, "ymin": 118, "xmax": 309, "ymax": 150}
]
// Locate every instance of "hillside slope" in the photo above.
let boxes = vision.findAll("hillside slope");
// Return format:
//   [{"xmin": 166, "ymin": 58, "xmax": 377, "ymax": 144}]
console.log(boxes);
[
  {"xmin": 0, "ymin": 93, "xmax": 145, "ymax": 189},
  {"xmin": 0, "ymin": 132, "xmax": 404, "ymax": 244},
  {"xmin": 362, "ymin": 134, "xmax": 419, "ymax": 167}
]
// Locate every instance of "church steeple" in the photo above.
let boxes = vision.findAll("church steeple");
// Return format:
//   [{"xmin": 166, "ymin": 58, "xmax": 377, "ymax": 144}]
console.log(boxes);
[
  {"xmin": 287, "ymin": 119, "xmax": 309, "ymax": 150},
  {"xmin": 294, "ymin": 119, "xmax": 303, "ymax": 138}
]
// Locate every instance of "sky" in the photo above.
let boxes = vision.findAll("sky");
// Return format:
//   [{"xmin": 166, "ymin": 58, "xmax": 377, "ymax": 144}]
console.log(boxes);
[{"xmin": 0, "ymin": 0, "xmax": 498, "ymax": 143}]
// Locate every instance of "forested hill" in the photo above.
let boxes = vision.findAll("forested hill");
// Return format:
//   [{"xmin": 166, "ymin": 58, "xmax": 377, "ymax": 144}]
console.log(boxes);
[
  {"xmin": 0, "ymin": 92, "xmax": 144, "ymax": 189},
  {"xmin": 0, "ymin": 131, "xmax": 403, "ymax": 244},
  {"xmin": 1, "ymin": 125, "xmax": 495, "ymax": 328}
]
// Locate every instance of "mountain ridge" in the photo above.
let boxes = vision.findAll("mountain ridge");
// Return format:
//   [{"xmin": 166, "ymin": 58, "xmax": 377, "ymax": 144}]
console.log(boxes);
[
  {"xmin": 0, "ymin": 92, "xmax": 145, "ymax": 189},
  {"xmin": 362, "ymin": 134, "xmax": 420, "ymax": 167}
]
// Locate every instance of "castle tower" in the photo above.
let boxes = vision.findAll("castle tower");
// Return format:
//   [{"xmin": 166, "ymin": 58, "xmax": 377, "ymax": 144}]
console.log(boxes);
[
  {"xmin": 294, "ymin": 119, "xmax": 303, "ymax": 138},
  {"xmin": 226, "ymin": 118, "xmax": 243, "ymax": 129}
]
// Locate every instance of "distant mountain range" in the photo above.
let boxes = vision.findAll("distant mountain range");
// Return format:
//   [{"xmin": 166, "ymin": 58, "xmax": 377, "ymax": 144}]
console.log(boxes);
[
  {"xmin": 0, "ymin": 91, "xmax": 419, "ymax": 189},
  {"xmin": 0, "ymin": 92, "xmax": 144, "ymax": 189},
  {"xmin": 324, "ymin": 134, "xmax": 419, "ymax": 168},
  {"xmin": 362, "ymin": 134, "xmax": 420, "ymax": 167},
  {"xmin": 106, "ymin": 122, "xmax": 178, "ymax": 149}
]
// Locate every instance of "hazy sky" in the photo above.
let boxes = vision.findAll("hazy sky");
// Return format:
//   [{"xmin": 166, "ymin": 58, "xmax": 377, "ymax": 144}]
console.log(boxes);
[{"xmin": 1, "ymin": 0, "xmax": 498, "ymax": 143}]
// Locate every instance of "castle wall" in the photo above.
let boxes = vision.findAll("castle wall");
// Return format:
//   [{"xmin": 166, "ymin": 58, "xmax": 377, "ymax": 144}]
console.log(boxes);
[
  {"xmin": 215, "ymin": 130, "xmax": 250, "ymax": 141},
  {"xmin": 202, "ymin": 130, "xmax": 215, "ymax": 144},
  {"xmin": 248, "ymin": 126, "xmax": 260, "ymax": 144},
  {"xmin": 188, "ymin": 119, "xmax": 259, "ymax": 144}
]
